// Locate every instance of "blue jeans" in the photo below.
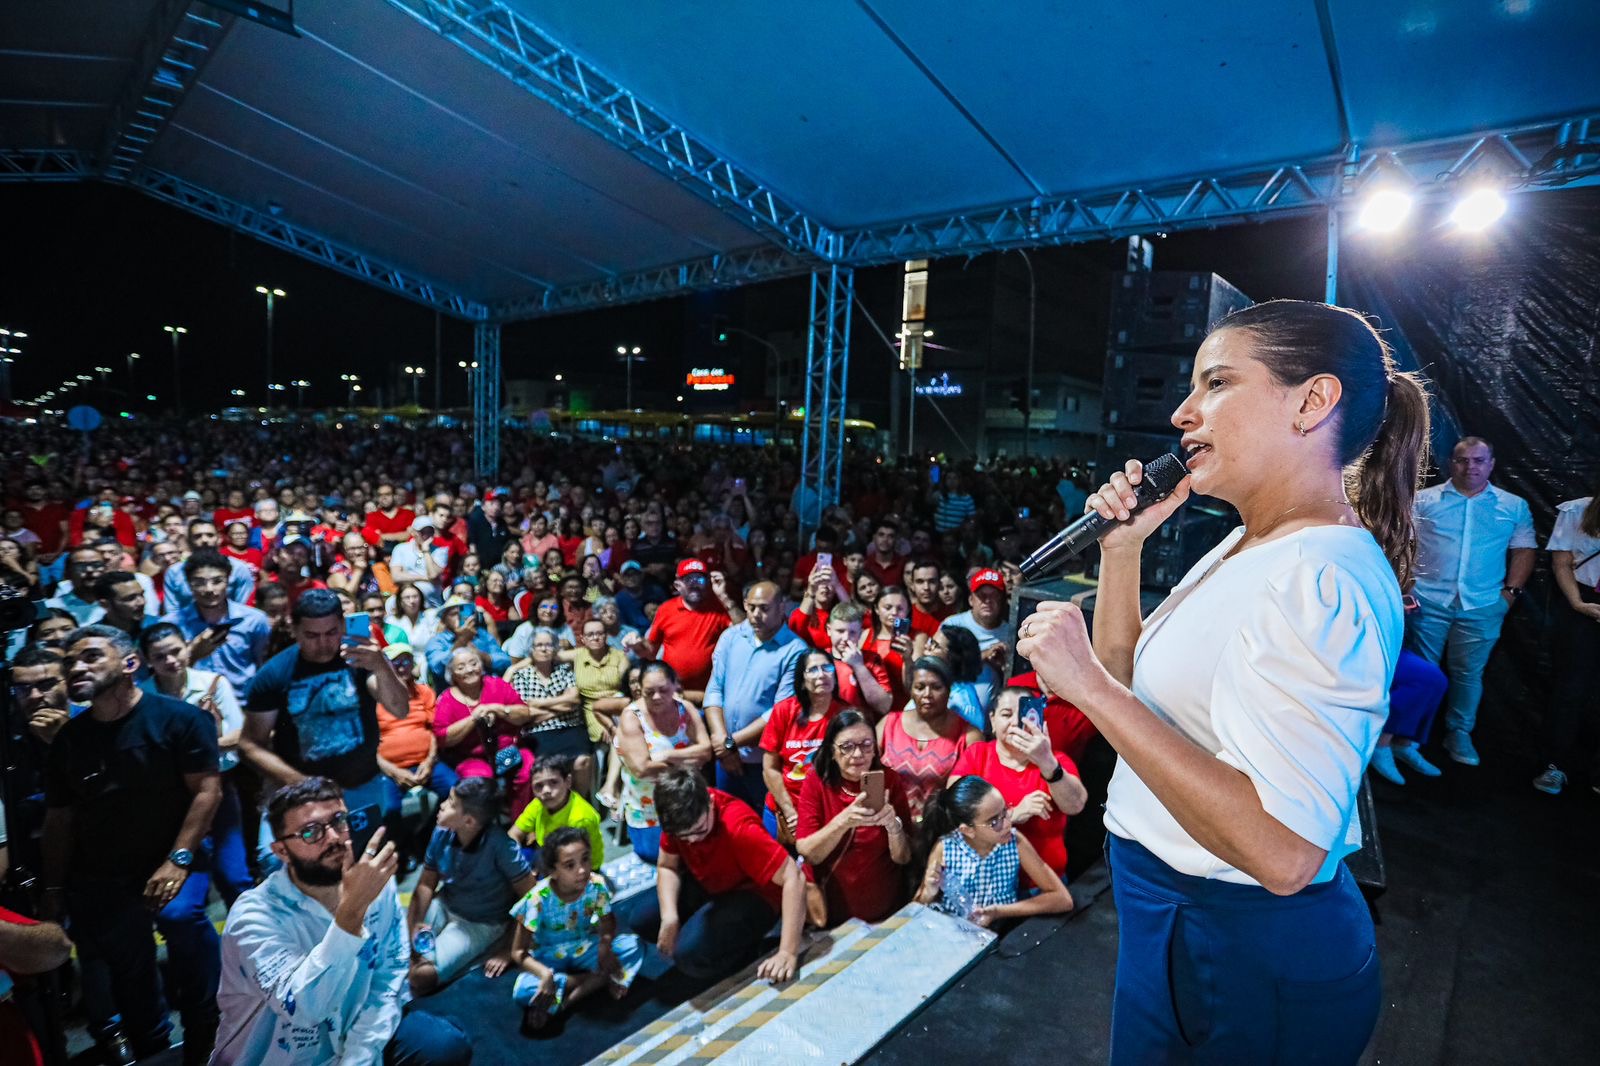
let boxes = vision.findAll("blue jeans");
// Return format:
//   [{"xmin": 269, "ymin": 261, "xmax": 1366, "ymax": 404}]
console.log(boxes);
[
  {"xmin": 383, "ymin": 1009, "xmax": 473, "ymax": 1066},
  {"xmin": 379, "ymin": 761, "xmax": 458, "ymax": 811},
  {"xmin": 714, "ymin": 760, "xmax": 768, "ymax": 811},
  {"xmin": 209, "ymin": 773, "xmax": 253, "ymax": 906},
  {"xmin": 257, "ymin": 774, "xmax": 396, "ymax": 871},
  {"xmin": 1404, "ymin": 596, "xmax": 1511, "ymax": 735},
  {"xmin": 626, "ymin": 874, "xmax": 777, "ymax": 980},
  {"xmin": 69, "ymin": 871, "xmax": 221, "ymax": 1044}
]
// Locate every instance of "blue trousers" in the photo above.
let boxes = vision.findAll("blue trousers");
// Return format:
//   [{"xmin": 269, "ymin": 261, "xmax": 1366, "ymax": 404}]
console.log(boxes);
[
  {"xmin": 383, "ymin": 1009, "xmax": 473, "ymax": 1066},
  {"xmin": 626, "ymin": 875, "xmax": 777, "ymax": 981},
  {"xmin": 1107, "ymin": 834, "xmax": 1379, "ymax": 1065},
  {"xmin": 1384, "ymin": 649, "xmax": 1448, "ymax": 744},
  {"xmin": 69, "ymin": 871, "xmax": 221, "ymax": 1044},
  {"xmin": 714, "ymin": 760, "xmax": 768, "ymax": 810},
  {"xmin": 209, "ymin": 774, "xmax": 253, "ymax": 906},
  {"xmin": 1405, "ymin": 596, "xmax": 1511, "ymax": 736}
]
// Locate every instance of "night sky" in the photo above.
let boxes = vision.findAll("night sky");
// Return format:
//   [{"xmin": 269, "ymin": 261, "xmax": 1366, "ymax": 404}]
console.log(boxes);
[{"xmin": 2, "ymin": 181, "xmax": 1331, "ymax": 414}]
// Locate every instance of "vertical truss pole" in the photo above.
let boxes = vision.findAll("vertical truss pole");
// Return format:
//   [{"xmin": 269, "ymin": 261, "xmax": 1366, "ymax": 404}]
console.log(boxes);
[
  {"xmin": 473, "ymin": 323, "xmax": 501, "ymax": 479},
  {"xmin": 798, "ymin": 266, "xmax": 853, "ymax": 546}
]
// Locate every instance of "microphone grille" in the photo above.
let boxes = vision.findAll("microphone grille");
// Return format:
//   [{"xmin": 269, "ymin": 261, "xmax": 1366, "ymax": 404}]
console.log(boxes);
[{"xmin": 1142, "ymin": 452, "xmax": 1189, "ymax": 497}]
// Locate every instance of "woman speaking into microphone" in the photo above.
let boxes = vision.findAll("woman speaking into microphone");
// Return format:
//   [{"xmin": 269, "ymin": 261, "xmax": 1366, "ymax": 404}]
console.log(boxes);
[{"xmin": 1016, "ymin": 301, "xmax": 1429, "ymax": 1064}]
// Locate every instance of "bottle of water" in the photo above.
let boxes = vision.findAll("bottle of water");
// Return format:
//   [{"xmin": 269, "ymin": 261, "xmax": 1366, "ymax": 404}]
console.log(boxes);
[{"xmin": 412, "ymin": 925, "xmax": 437, "ymax": 964}]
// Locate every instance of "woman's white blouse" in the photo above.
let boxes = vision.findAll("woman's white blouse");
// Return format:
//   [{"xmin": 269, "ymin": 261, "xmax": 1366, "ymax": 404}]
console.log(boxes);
[{"xmin": 1105, "ymin": 525, "xmax": 1402, "ymax": 886}]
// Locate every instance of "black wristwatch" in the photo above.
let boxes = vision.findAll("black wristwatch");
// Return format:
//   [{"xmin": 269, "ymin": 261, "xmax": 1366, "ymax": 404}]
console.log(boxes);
[
  {"xmin": 168, "ymin": 849, "xmax": 194, "ymax": 869},
  {"xmin": 1043, "ymin": 762, "xmax": 1066, "ymax": 784}
]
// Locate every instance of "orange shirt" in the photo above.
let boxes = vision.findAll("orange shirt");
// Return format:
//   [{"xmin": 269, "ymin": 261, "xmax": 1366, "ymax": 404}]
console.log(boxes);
[{"xmin": 377, "ymin": 682, "xmax": 436, "ymax": 768}]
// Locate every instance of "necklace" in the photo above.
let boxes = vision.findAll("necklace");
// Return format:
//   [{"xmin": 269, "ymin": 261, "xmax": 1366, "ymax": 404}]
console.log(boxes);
[{"xmin": 1226, "ymin": 497, "xmax": 1353, "ymax": 559}]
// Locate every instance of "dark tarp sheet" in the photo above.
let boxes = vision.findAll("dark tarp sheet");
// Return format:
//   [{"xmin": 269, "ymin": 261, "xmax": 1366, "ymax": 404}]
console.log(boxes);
[{"xmin": 1339, "ymin": 186, "xmax": 1600, "ymax": 759}]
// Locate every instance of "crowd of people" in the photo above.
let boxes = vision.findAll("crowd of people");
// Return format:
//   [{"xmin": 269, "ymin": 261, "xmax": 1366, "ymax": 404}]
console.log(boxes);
[
  {"xmin": 0, "ymin": 412, "xmax": 1593, "ymax": 1065},
  {"xmin": 0, "ymin": 419, "xmax": 1102, "ymax": 1065}
]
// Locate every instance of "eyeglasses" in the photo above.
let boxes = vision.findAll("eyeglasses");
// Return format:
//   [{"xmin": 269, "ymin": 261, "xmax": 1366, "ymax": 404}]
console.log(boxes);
[
  {"xmin": 11, "ymin": 676, "xmax": 62, "ymax": 695},
  {"xmin": 981, "ymin": 809, "xmax": 1011, "ymax": 832},
  {"xmin": 834, "ymin": 739, "xmax": 874, "ymax": 757},
  {"xmin": 804, "ymin": 664, "xmax": 837, "ymax": 675},
  {"xmin": 278, "ymin": 810, "xmax": 351, "ymax": 845}
]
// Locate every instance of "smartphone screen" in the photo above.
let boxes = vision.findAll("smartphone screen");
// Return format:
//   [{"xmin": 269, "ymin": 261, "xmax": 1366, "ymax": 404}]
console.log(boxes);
[
  {"xmin": 344, "ymin": 612, "xmax": 372, "ymax": 643},
  {"xmin": 892, "ymin": 616, "xmax": 911, "ymax": 637},
  {"xmin": 346, "ymin": 804, "xmax": 383, "ymax": 857},
  {"xmin": 817, "ymin": 552, "xmax": 833, "ymax": 569},
  {"xmin": 862, "ymin": 770, "xmax": 885, "ymax": 812},
  {"xmin": 1019, "ymin": 695, "xmax": 1048, "ymax": 732}
]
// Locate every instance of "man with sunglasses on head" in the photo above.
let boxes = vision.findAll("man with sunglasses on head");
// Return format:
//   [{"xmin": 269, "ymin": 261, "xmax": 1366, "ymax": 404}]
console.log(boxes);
[
  {"xmin": 39, "ymin": 624, "xmax": 222, "ymax": 1064},
  {"xmin": 212, "ymin": 777, "xmax": 472, "ymax": 1066}
]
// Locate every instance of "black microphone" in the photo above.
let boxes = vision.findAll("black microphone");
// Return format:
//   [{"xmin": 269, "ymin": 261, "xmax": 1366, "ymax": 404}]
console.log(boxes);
[{"xmin": 1018, "ymin": 453, "xmax": 1190, "ymax": 581}]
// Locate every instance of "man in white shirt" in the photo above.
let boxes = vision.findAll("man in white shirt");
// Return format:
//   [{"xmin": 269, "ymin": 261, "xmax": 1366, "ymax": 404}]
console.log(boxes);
[
  {"xmin": 388, "ymin": 516, "xmax": 447, "ymax": 606},
  {"xmin": 212, "ymin": 777, "xmax": 472, "ymax": 1066},
  {"xmin": 1407, "ymin": 437, "xmax": 1536, "ymax": 767}
]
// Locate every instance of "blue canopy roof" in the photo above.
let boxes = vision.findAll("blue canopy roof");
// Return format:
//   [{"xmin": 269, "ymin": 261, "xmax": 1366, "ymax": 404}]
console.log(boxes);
[{"xmin": 3, "ymin": 0, "xmax": 1597, "ymax": 319}]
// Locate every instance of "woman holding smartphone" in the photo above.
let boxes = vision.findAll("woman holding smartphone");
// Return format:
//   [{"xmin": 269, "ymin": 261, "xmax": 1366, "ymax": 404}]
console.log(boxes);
[
  {"xmin": 795, "ymin": 711, "xmax": 913, "ymax": 924},
  {"xmin": 1018, "ymin": 302, "xmax": 1428, "ymax": 1064}
]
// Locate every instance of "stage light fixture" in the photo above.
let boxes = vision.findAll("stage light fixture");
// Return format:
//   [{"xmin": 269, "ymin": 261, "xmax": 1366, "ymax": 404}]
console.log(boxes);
[
  {"xmin": 1450, "ymin": 187, "xmax": 1507, "ymax": 231},
  {"xmin": 1358, "ymin": 189, "xmax": 1413, "ymax": 232}
]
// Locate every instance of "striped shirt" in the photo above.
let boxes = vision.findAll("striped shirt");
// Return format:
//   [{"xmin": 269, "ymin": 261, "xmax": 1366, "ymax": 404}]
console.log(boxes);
[{"xmin": 934, "ymin": 492, "xmax": 977, "ymax": 533}]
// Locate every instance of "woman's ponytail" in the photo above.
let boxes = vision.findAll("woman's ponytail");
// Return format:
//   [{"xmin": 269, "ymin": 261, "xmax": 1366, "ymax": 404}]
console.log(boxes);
[{"xmin": 1348, "ymin": 371, "xmax": 1430, "ymax": 590}]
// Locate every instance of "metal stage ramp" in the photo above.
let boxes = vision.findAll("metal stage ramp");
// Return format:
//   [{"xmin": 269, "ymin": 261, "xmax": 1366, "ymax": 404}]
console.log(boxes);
[{"xmin": 590, "ymin": 904, "xmax": 995, "ymax": 1065}]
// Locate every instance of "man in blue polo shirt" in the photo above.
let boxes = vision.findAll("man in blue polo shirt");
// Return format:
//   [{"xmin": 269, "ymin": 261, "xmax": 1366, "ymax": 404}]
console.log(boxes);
[
  {"xmin": 703, "ymin": 580, "xmax": 805, "ymax": 809},
  {"xmin": 163, "ymin": 548, "xmax": 272, "ymax": 696}
]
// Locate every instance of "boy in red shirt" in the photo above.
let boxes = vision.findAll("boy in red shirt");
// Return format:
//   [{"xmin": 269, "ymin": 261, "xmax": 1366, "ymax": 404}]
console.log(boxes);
[
  {"xmin": 644, "ymin": 559, "xmax": 739, "ymax": 702},
  {"xmin": 628, "ymin": 769, "xmax": 806, "ymax": 984}
]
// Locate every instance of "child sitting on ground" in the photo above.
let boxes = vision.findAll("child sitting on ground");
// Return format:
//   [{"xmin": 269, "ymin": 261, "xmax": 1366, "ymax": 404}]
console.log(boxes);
[
  {"xmin": 509, "ymin": 754, "xmax": 606, "ymax": 872},
  {"xmin": 915, "ymin": 775, "xmax": 1073, "ymax": 928},
  {"xmin": 509, "ymin": 827, "xmax": 644, "ymax": 1033},
  {"xmin": 408, "ymin": 777, "xmax": 539, "ymax": 996}
]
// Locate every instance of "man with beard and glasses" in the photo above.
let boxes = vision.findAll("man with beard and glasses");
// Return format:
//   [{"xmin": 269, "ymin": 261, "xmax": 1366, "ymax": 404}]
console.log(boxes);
[
  {"xmin": 212, "ymin": 778, "xmax": 472, "ymax": 1066},
  {"xmin": 40, "ymin": 625, "xmax": 222, "ymax": 1064}
]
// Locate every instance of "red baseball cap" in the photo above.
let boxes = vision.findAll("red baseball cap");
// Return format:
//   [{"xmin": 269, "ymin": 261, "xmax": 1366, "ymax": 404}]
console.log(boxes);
[
  {"xmin": 969, "ymin": 568, "xmax": 1006, "ymax": 593},
  {"xmin": 676, "ymin": 558, "xmax": 709, "ymax": 579}
]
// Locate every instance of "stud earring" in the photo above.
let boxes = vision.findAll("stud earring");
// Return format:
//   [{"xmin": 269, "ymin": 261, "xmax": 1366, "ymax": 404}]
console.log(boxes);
[{"xmin": 1296, "ymin": 421, "xmax": 1307, "ymax": 437}]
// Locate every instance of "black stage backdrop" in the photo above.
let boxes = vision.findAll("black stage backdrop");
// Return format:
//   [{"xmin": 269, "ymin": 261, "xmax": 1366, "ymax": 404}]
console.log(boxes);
[{"xmin": 1340, "ymin": 186, "xmax": 1600, "ymax": 761}]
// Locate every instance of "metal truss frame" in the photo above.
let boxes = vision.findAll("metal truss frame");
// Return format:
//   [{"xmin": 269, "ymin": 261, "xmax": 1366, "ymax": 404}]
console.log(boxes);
[
  {"xmin": 0, "ymin": 149, "xmax": 92, "ymax": 182},
  {"xmin": 382, "ymin": 0, "xmax": 836, "ymax": 260},
  {"xmin": 99, "ymin": 1, "xmax": 235, "ymax": 182},
  {"xmin": 487, "ymin": 244, "xmax": 815, "ymax": 322},
  {"xmin": 472, "ymin": 322, "xmax": 502, "ymax": 478},
  {"xmin": 798, "ymin": 266, "xmax": 853, "ymax": 542},
  {"xmin": 830, "ymin": 115, "xmax": 1600, "ymax": 266},
  {"xmin": 126, "ymin": 168, "xmax": 492, "ymax": 319}
]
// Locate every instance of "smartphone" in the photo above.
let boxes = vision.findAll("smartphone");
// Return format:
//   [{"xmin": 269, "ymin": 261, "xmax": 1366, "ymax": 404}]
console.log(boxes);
[
  {"xmin": 208, "ymin": 617, "xmax": 242, "ymax": 632},
  {"xmin": 1019, "ymin": 695, "xmax": 1048, "ymax": 733},
  {"xmin": 1017, "ymin": 506, "xmax": 1031, "ymax": 519},
  {"xmin": 733, "ymin": 477, "xmax": 747, "ymax": 493},
  {"xmin": 817, "ymin": 552, "xmax": 833, "ymax": 569},
  {"xmin": 344, "ymin": 612, "xmax": 372, "ymax": 643},
  {"xmin": 862, "ymin": 770, "xmax": 885, "ymax": 812},
  {"xmin": 346, "ymin": 804, "xmax": 383, "ymax": 858},
  {"xmin": 892, "ymin": 617, "xmax": 911, "ymax": 637}
]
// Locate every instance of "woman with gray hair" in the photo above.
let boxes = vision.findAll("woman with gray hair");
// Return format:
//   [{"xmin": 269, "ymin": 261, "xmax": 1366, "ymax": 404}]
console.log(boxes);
[{"xmin": 507, "ymin": 628, "xmax": 593, "ymax": 793}]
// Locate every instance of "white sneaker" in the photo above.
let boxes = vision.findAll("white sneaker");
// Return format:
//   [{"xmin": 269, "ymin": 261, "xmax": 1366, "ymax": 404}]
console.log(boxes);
[
  {"xmin": 1532, "ymin": 765, "xmax": 1566, "ymax": 795},
  {"xmin": 1442, "ymin": 729, "xmax": 1480, "ymax": 766},
  {"xmin": 1393, "ymin": 745, "xmax": 1443, "ymax": 778},
  {"xmin": 1369, "ymin": 746, "xmax": 1405, "ymax": 785}
]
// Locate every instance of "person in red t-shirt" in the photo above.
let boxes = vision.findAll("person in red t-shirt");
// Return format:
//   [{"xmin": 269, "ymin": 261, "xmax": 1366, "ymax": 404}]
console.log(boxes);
[
  {"xmin": 908, "ymin": 560, "xmax": 951, "ymax": 634},
  {"xmin": 760, "ymin": 650, "xmax": 847, "ymax": 841},
  {"xmin": 788, "ymin": 562, "xmax": 842, "ymax": 652},
  {"xmin": 0, "ymin": 906, "xmax": 73, "ymax": 1066},
  {"xmin": 15, "ymin": 483, "xmax": 69, "ymax": 561},
  {"xmin": 795, "ymin": 710, "xmax": 914, "ymax": 925},
  {"xmin": 211, "ymin": 488, "xmax": 255, "ymax": 530},
  {"xmin": 825, "ymin": 602, "xmax": 892, "ymax": 717},
  {"xmin": 865, "ymin": 586, "xmax": 918, "ymax": 712},
  {"xmin": 629, "ymin": 769, "xmax": 805, "ymax": 983},
  {"xmin": 220, "ymin": 519, "xmax": 265, "ymax": 580},
  {"xmin": 1004, "ymin": 669, "xmax": 1099, "ymax": 768},
  {"xmin": 863, "ymin": 518, "xmax": 910, "ymax": 589},
  {"xmin": 951, "ymin": 687, "xmax": 1088, "ymax": 879},
  {"xmin": 645, "ymin": 559, "xmax": 740, "ymax": 701},
  {"xmin": 363, "ymin": 483, "xmax": 416, "ymax": 547}
]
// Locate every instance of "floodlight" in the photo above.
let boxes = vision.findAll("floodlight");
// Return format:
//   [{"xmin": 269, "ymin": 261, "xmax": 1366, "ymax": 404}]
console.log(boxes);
[
  {"xmin": 1358, "ymin": 189, "xmax": 1413, "ymax": 232},
  {"xmin": 1450, "ymin": 188, "xmax": 1507, "ymax": 231}
]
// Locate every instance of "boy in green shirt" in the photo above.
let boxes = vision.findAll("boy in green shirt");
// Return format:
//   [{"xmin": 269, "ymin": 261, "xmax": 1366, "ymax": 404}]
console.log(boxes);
[{"xmin": 510, "ymin": 754, "xmax": 604, "ymax": 870}]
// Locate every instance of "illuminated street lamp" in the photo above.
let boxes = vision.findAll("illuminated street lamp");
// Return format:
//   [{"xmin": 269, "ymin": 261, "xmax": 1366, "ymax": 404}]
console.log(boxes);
[
  {"xmin": 291, "ymin": 378, "xmax": 310, "ymax": 407},
  {"xmin": 340, "ymin": 373, "xmax": 361, "ymax": 406},
  {"xmin": 403, "ymin": 365, "xmax": 427, "ymax": 407},
  {"xmin": 615, "ymin": 345, "xmax": 645, "ymax": 410},
  {"xmin": 255, "ymin": 286, "xmax": 287, "ymax": 401},
  {"xmin": 164, "ymin": 325, "xmax": 188, "ymax": 412}
]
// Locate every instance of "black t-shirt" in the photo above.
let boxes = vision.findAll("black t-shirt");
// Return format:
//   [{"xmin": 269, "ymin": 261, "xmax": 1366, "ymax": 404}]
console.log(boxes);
[
  {"xmin": 467, "ymin": 507, "xmax": 514, "ymax": 568},
  {"xmin": 44, "ymin": 692, "xmax": 219, "ymax": 884},
  {"xmin": 246, "ymin": 644, "xmax": 380, "ymax": 788}
]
